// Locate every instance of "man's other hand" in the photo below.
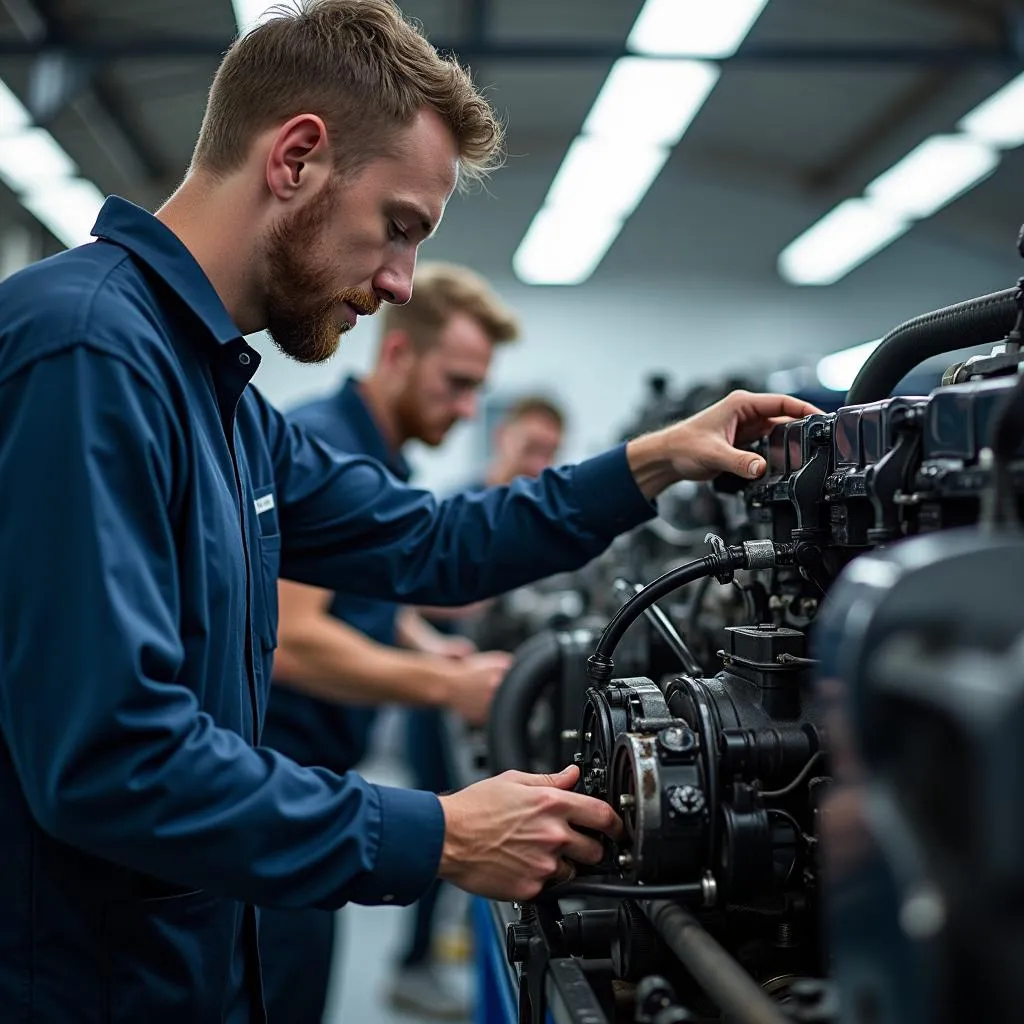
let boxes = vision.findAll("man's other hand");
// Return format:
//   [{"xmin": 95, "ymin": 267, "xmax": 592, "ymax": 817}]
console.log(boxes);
[
  {"xmin": 436, "ymin": 765, "xmax": 623, "ymax": 901},
  {"xmin": 447, "ymin": 651, "xmax": 512, "ymax": 725},
  {"xmin": 627, "ymin": 390, "xmax": 823, "ymax": 498},
  {"xmin": 435, "ymin": 635, "xmax": 478, "ymax": 660}
]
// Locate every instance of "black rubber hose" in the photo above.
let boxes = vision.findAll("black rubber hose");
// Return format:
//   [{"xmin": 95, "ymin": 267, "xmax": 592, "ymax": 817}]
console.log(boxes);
[
  {"xmin": 588, "ymin": 551, "xmax": 746, "ymax": 682},
  {"xmin": 613, "ymin": 578, "xmax": 703, "ymax": 677},
  {"xmin": 846, "ymin": 288, "xmax": 1018, "ymax": 406},
  {"xmin": 486, "ymin": 629, "xmax": 560, "ymax": 774},
  {"xmin": 641, "ymin": 901, "xmax": 790, "ymax": 1024}
]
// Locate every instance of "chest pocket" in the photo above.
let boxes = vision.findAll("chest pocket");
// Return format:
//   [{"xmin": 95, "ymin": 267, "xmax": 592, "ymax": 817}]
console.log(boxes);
[{"xmin": 252, "ymin": 483, "xmax": 280, "ymax": 649}]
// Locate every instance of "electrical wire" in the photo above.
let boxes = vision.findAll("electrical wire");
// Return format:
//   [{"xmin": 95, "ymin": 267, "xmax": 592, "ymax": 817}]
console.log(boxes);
[
  {"xmin": 732, "ymin": 580, "xmax": 757, "ymax": 621},
  {"xmin": 685, "ymin": 574, "xmax": 714, "ymax": 639},
  {"xmin": 757, "ymin": 751, "xmax": 825, "ymax": 799},
  {"xmin": 767, "ymin": 808, "xmax": 805, "ymax": 885}
]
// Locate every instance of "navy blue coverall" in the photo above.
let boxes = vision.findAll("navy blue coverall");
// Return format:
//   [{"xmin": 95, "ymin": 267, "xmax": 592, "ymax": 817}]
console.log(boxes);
[{"xmin": 0, "ymin": 197, "xmax": 655, "ymax": 1023}]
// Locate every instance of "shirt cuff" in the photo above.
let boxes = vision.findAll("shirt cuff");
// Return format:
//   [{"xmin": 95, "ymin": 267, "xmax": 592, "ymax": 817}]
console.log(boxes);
[
  {"xmin": 352, "ymin": 785, "xmax": 445, "ymax": 906},
  {"xmin": 571, "ymin": 443, "xmax": 657, "ymax": 539}
]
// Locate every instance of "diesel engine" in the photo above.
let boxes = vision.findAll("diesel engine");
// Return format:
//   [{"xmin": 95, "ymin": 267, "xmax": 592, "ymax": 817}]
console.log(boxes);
[{"xmin": 489, "ymin": 278, "xmax": 1024, "ymax": 1024}]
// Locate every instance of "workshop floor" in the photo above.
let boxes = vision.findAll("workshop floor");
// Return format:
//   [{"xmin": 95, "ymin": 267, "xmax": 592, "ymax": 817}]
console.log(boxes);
[{"xmin": 323, "ymin": 712, "xmax": 475, "ymax": 1023}]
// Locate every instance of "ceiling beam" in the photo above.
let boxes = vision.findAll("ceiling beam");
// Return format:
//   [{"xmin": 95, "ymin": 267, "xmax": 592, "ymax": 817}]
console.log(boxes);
[
  {"xmin": 803, "ymin": 69, "xmax": 958, "ymax": 195},
  {"xmin": 882, "ymin": 0, "xmax": 1010, "ymax": 38},
  {"xmin": 465, "ymin": 0, "xmax": 490, "ymax": 45},
  {"xmin": 0, "ymin": 35, "xmax": 1021, "ymax": 67},
  {"xmin": 1, "ymin": 0, "xmax": 166, "ymax": 184}
]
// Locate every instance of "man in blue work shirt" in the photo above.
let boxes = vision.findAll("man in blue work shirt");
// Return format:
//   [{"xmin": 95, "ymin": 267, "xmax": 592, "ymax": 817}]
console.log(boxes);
[
  {"xmin": 0, "ymin": 3, "xmax": 818, "ymax": 1021},
  {"xmin": 260, "ymin": 261, "xmax": 523, "ymax": 1021}
]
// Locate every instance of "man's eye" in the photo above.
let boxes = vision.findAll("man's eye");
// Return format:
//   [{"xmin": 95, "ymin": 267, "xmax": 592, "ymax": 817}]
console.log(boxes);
[{"xmin": 388, "ymin": 222, "xmax": 408, "ymax": 242}]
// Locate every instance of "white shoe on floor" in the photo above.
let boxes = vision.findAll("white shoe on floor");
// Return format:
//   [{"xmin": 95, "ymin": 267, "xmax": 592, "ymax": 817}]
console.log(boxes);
[{"xmin": 385, "ymin": 964, "xmax": 470, "ymax": 1020}]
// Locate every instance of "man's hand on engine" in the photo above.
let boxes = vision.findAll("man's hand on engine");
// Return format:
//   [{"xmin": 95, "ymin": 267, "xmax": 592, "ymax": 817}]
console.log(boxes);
[
  {"xmin": 446, "ymin": 650, "xmax": 512, "ymax": 726},
  {"xmin": 436, "ymin": 765, "xmax": 623, "ymax": 901},
  {"xmin": 627, "ymin": 390, "xmax": 823, "ymax": 498},
  {"xmin": 432, "ymin": 634, "xmax": 478, "ymax": 660}
]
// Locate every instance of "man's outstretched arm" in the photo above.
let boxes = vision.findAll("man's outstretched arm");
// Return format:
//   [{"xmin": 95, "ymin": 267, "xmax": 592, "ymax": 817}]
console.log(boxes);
[{"xmin": 259, "ymin": 387, "xmax": 818, "ymax": 607}]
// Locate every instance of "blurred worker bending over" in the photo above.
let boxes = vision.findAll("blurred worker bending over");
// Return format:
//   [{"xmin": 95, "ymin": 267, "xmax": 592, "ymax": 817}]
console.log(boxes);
[
  {"xmin": 260, "ymin": 261, "xmax": 520, "ymax": 1022},
  {"xmin": 480, "ymin": 395, "xmax": 565, "ymax": 489},
  {"xmin": 421, "ymin": 394, "xmax": 567, "ymax": 636}
]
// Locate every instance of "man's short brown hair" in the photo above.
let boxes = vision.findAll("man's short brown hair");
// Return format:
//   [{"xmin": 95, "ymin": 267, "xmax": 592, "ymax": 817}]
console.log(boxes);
[
  {"xmin": 381, "ymin": 261, "xmax": 520, "ymax": 350},
  {"xmin": 504, "ymin": 395, "xmax": 566, "ymax": 431},
  {"xmin": 192, "ymin": 0, "xmax": 503, "ymax": 186}
]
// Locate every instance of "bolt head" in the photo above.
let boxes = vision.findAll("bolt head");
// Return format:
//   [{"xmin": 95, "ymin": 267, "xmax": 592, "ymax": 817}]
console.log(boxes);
[
  {"xmin": 659, "ymin": 726, "xmax": 695, "ymax": 753},
  {"xmin": 667, "ymin": 785, "xmax": 705, "ymax": 817}
]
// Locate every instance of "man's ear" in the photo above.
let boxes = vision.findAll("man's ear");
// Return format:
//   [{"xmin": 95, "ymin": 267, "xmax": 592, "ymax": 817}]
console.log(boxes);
[
  {"xmin": 265, "ymin": 114, "xmax": 332, "ymax": 200},
  {"xmin": 378, "ymin": 329, "xmax": 416, "ymax": 370},
  {"xmin": 492, "ymin": 419, "xmax": 509, "ymax": 453}
]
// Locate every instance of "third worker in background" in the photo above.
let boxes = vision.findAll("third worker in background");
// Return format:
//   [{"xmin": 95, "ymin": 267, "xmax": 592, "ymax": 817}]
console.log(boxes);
[{"xmin": 259, "ymin": 260, "xmax": 528, "ymax": 1022}]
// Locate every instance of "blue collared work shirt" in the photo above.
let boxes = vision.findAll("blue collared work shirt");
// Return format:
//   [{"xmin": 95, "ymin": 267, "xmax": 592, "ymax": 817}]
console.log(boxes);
[
  {"xmin": 262, "ymin": 376, "xmax": 408, "ymax": 772},
  {"xmin": 0, "ymin": 196, "xmax": 654, "ymax": 1023}
]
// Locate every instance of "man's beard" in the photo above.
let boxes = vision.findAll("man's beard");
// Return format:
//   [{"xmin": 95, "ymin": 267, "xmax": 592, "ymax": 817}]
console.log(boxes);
[
  {"xmin": 262, "ymin": 180, "xmax": 379, "ymax": 364},
  {"xmin": 393, "ymin": 377, "xmax": 456, "ymax": 447}
]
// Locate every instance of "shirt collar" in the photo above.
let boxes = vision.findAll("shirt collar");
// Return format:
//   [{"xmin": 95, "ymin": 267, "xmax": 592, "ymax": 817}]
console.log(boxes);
[
  {"xmin": 336, "ymin": 377, "xmax": 412, "ymax": 482},
  {"xmin": 91, "ymin": 196, "xmax": 243, "ymax": 347}
]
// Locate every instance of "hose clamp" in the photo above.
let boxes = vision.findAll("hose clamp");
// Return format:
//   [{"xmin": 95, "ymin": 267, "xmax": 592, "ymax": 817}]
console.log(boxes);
[{"xmin": 704, "ymin": 533, "xmax": 735, "ymax": 584}]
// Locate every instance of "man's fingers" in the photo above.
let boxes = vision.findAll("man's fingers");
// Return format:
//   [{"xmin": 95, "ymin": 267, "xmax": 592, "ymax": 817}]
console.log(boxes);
[
  {"xmin": 745, "ymin": 393, "xmax": 822, "ymax": 419},
  {"xmin": 709, "ymin": 439, "xmax": 767, "ymax": 480},
  {"xmin": 561, "ymin": 791, "xmax": 625, "ymax": 841},
  {"xmin": 558, "ymin": 829, "xmax": 605, "ymax": 866},
  {"xmin": 516, "ymin": 764, "xmax": 581, "ymax": 789}
]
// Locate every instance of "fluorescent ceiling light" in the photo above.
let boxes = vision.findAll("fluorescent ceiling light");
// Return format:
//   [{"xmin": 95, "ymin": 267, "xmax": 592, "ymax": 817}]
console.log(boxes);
[
  {"xmin": 583, "ymin": 57, "xmax": 721, "ymax": 145},
  {"xmin": 0, "ymin": 127, "xmax": 77, "ymax": 194},
  {"xmin": 816, "ymin": 339, "xmax": 883, "ymax": 391},
  {"xmin": 629, "ymin": 0, "xmax": 771, "ymax": 58},
  {"xmin": 231, "ymin": 0, "xmax": 277, "ymax": 34},
  {"xmin": 866, "ymin": 134, "xmax": 999, "ymax": 220},
  {"xmin": 513, "ymin": 208, "xmax": 623, "ymax": 286},
  {"xmin": 959, "ymin": 72, "xmax": 1024, "ymax": 149},
  {"xmin": 22, "ymin": 178, "xmax": 106, "ymax": 249},
  {"xmin": 545, "ymin": 137, "xmax": 671, "ymax": 219},
  {"xmin": 779, "ymin": 197, "xmax": 911, "ymax": 287},
  {"xmin": 0, "ymin": 80, "xmax": 31, "ymax": 135},
  {"xmin": 513, "ymin": 1, "xmax": 770, "ymax": 285},
  {"xmin": 0, "ymin": 75, "xmax": 106, "ymax": 252}
]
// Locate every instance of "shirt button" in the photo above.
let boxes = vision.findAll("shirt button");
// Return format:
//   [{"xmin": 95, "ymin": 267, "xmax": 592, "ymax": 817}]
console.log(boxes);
[
  {"xmin": 238, "ymin": 352, "xmax": 251, "ymax": 365},
  {"xmin": 382, "ymin": 894, "xmax": 395, "ymax": 903}
]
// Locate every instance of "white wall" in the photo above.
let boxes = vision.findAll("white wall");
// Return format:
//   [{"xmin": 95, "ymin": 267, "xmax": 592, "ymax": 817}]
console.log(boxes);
[{"xmin": 247, "ymin": 235, "xmax": 1019, "ymax": 492}]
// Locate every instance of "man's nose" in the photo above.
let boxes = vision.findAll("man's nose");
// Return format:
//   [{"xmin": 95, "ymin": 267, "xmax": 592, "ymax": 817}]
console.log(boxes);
[
  {"xmin": 454, "ymin": 391, "xmax": 478, "ymax": 420},
  {"xmin": 373, "ymin": 259, "xmax": 415, "ymax": 305}
]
